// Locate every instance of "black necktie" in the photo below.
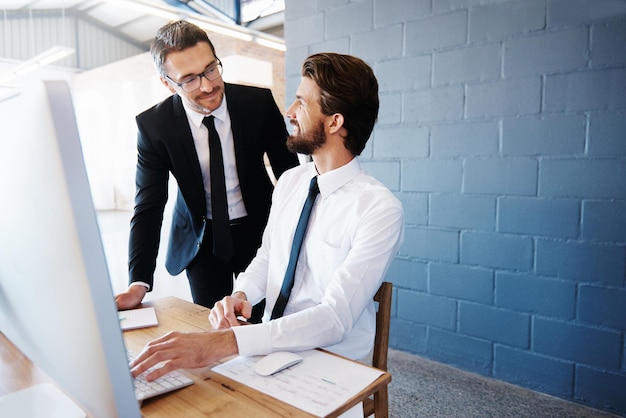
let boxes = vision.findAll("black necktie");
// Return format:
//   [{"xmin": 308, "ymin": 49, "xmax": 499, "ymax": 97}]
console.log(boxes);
[
  {"xmin": 271, "ymin": 176, "xmax": 320, "ymax": 320},
  {"xmin": 203, "ymin": 116, "xmax": 234, "ymax": 263}
]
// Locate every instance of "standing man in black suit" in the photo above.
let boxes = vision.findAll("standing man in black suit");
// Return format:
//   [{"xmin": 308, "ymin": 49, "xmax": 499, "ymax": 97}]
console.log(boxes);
[{"xmin": 115, "ymin": 20, "xmax": 298, "ymax": 316}]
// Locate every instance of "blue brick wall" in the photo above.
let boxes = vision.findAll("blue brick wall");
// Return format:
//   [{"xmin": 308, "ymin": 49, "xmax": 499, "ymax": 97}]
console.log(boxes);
[{"xmin": 284, "ymin": 0, "xmax": 626, "ymax": 415}]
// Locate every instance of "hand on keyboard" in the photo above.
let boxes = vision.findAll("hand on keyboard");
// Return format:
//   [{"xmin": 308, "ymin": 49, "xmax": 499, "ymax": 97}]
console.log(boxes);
[{"xmin": 127, "ymin": 350, "xmax": 193, "ymax": 401}]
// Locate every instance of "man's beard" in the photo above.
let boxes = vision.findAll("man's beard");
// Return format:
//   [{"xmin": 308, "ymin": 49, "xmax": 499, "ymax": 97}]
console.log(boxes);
[
  {"xmin": 287, "ymin": 120, "xmax": 326, "ymax": 155},
  {"xmin": 185, "ymin": 86, "xmax": 224, "ymax": 114}
]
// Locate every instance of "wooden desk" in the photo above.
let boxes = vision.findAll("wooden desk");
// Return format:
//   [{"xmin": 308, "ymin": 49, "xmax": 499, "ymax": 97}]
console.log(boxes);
[{"xmin": 1, "ymin": 296, "xmax": 390, "ymax": 418}]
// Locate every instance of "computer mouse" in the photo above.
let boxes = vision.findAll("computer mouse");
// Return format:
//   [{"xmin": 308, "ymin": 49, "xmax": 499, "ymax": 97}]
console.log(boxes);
[{"xmin": 253, "ymin": 351, "xmax": 303, "ymax": 376}]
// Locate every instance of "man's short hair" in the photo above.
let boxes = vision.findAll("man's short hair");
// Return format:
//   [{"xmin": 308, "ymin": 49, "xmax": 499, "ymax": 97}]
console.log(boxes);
[
  {"xmin": 301, "ymin": 53, "xmax": 379, "ymax": 156},
  {"xmin": 150, "ymin": 20, "xmax": 217, "ymax": 76}
]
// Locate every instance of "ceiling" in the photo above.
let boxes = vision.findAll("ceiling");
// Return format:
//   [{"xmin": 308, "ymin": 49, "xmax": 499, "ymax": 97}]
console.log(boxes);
[{"xmin": 1, "ymin": 0, "xmax": 285, "ymax": 47}]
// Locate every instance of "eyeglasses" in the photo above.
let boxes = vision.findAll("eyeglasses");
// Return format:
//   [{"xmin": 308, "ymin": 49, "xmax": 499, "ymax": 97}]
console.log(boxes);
[{"xmin": 166, "ymin": 60, "xmax": 223, "ymax": 92}]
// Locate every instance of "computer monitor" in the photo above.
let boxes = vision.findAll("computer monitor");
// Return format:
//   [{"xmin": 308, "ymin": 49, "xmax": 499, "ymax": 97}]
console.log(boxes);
[{"xmin": 0, "ymin": 80, "xmax": 141, "ymax": 417}]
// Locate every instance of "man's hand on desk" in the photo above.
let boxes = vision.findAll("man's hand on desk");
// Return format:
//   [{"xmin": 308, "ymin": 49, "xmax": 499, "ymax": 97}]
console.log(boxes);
[
  {"xmin": 209, "ymin": 292, "xmax": 252, "ymax": 329},
  {"xmin": 129, "ymin": 329, "xmax": 238, "ymax": 381},
  {"xmin": 115, "ymin": 284, "xmax": 147, "ymax": 310}
]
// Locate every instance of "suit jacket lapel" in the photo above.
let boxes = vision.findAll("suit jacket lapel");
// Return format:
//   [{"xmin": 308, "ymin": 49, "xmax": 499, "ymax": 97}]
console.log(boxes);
[
  {"xmin": 173, "ymin": 94, "xmax": 206, "ymax": 197},
  {"xmin": 224, "ymin": 84, "xmax": 248, "ymax": 184}
]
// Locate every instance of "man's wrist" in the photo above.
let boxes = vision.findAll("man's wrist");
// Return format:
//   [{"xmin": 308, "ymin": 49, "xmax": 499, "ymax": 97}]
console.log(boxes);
[
  {"xmin": 217, "ymin": 329, "xmax": 239, "ymax": 357},
  {"xmin": 232, "ymin": 291, "xmax": 247, "ymax": 301}
]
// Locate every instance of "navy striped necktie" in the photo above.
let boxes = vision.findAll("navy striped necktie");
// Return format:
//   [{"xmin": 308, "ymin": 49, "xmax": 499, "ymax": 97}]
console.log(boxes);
[{"xmin": 271, "ymin": 176, "xmax": 320, "ymax": 319}]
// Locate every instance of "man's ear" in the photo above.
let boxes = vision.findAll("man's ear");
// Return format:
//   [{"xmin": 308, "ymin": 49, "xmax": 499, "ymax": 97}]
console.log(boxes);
[
  {"xmin": 327, "ymin": 113, "xmax": 344, "ymax": 134},
  {"xmin": 160, "ymin": 76, "xmax": 176, "ymax": 94}
]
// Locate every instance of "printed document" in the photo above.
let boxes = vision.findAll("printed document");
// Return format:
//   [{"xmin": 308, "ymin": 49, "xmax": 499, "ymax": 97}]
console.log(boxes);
[{"xmin": 212, "ymin": 349, "xmax": 383, "ymax": 417}]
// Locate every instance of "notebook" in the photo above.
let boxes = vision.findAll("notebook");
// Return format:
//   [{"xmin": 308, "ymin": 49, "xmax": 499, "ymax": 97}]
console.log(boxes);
[{"xmin": 118, "ymin": 307, "xmax": 158, "ymax": 330}]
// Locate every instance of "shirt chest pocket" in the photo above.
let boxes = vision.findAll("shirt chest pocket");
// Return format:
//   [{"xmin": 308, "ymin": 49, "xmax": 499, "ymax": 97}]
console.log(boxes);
[{"xmin": 308, "ymin": 234, "xmax": 350, "ymax": 284}]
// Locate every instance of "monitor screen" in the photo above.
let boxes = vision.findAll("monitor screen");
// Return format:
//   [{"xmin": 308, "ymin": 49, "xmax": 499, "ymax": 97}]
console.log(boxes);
[{"xmin": 0, "ymin": 80, "xmax": 141, "ymax": 417}]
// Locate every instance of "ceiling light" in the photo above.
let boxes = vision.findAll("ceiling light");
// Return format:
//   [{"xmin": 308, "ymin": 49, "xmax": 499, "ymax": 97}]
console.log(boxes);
[
  {"xmin": 0, "ymin": 46, "xmax": 75, "ymax": 85},
  {"xmin": 255, "ymin": 37, "xmax": 286, "ymax": 52},
  {"xmin": 187, "ymin": 17, "xmax": 254, "ymax": 42}
]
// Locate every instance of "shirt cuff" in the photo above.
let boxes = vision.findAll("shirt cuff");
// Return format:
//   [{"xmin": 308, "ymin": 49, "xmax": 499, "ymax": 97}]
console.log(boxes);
[
  {"xmin": 129, "ymin": 281, "xmax": 151, "ymax": 291},
  {"xmin": 232, "ymin": 323, "xmax": 272, "ymax": 357}
]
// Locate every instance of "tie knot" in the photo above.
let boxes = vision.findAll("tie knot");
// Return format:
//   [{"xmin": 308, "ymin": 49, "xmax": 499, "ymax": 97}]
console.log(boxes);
[{"xmin": 202, "ymin": 115, "xmax": 215, "ymax": 128}]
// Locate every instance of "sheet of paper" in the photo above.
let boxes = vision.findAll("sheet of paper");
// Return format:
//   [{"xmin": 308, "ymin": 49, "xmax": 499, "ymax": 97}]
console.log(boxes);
[
  {"xmin": 212, "ymin": 349, "xmax": 383, "ymax": 417},
  {"xmin": 118, "ymin": 307, "xmax": 158, "ymax": 330}
]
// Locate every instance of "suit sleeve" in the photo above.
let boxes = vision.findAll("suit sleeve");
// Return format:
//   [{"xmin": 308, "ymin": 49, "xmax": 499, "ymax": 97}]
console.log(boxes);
[{"xmin": 127, "ymin": 115, "xmax": 169, "ymax": 290}]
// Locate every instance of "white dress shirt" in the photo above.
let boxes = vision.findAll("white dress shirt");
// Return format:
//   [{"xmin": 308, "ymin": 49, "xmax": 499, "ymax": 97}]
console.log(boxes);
[
  {"xmin": 183, "ymin": 96, "xmax": 248, "ymax": 220},
  {"xmin": 232, "ymin": 158, "xmax": 404, "ymax": 360}
]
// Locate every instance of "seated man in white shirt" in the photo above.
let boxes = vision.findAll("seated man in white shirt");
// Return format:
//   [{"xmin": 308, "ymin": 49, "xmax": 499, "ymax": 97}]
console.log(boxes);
[{"xmin": 130, "ymin": 52, "xmax": 404, "ymax": 381}]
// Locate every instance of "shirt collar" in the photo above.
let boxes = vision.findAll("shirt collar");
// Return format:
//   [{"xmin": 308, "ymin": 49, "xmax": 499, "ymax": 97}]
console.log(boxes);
[
  {"xmin": 181, "ymin": 94, "xmax": 228, "ymax": 128},
  {"xmin": 315, "ymin": 158, "xmax": 361, "ymax": 197}
]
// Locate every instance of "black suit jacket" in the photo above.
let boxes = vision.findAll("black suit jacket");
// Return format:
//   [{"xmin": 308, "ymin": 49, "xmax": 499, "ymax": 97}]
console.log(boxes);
[{"xmin": 129, "ymin": 83, "xmax": 298, "ymax": 288}]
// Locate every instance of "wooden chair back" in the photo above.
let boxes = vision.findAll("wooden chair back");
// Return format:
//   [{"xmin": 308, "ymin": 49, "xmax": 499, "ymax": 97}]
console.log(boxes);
[{"xmin": 363, "ymin": 281, "xmax": 392, "ymax": 417}]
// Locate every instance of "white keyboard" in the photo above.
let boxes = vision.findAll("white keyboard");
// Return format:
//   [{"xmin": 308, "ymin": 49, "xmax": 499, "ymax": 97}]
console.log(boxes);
[{"xmin": 127, "ymin": 351, "xmax": 194, "ymax": 401}]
